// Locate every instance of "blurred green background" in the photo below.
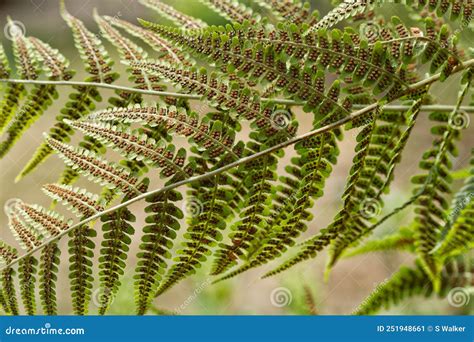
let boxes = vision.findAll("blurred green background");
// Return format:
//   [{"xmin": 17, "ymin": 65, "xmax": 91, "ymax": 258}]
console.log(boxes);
[{"xmin": 0, "ymin": 0, "xmax": 472, "ymax": 315}]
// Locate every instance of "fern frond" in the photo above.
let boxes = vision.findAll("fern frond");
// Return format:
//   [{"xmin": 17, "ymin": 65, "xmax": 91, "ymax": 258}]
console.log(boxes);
[
  {"xmin": 215, "ymin": 106, "xmax": 341, "ymax": 280},
  {"xmin": 28, "ymin": 37, "xmax": 74, "ymax": 80},
  {"xmin": 134, "ymin": 190, "xmax": 183, "ymax": 314},
  {"xmin": 46, "ymin": 137, "xmax": 145, "ymax": 196},
  {"xmin": 17, "ymin": 3, "xmax": 118, "ymax": 180},
  {"xmin": 252, "ymin": 0, "xmax": 317, "ymax": 25},
  {"xmin": 211, "ymin": 151, "xmax": 278, "ymax": 275},
  {"xmin": 65, "ymin": 120, "xmax": 191, "ymax": 179},
  {"xmin": 98, "ymin": 206, "xmax": 136, "ymax": 314},
  {"xmin": 43, "ymin": 182, "xmax": 99, "ymax": 315},
  {"xmin": 94, "ymin": 11, "xmax": 163, "ymax": 93},
  {"xmin": 263, "ymin": 98, "xmax": 426, "ymax": 278},
  {"xmin": 84, "ymin": 104, "xmax": 239, "ymax": 160},
  {"xmin": 131, "ymin": 60, "xmax": 297, "ymax": 137},
  {"xmin": 327, "ymin": 99, "xmax": 423, "ymax": 266},
  {"xmin": 156, "ymin": 169, "xmax": 234, "ymax": 295},
  {"xmin": 1, "ymin": 268, "xmax": 18, "ymax": 315},
  {"xmin": 16, "ymin": 202, "xmax": 69, "ymax": 238},
  {"xmin": 0, "ymin": 43, "xmax": 25, "ymax": 133},
  {"xmin": 18, "ymin": 256, "xmax": 38, "ymax": 315},
  {"xmin": 311, "ymin": 0, "xmax": 370, "ymax": 31},
  {"xmin": 68, "ymin": 224, "xmax": 96, "ymax": 315},
  {"xmin": 0, "ymin": 243, "xmax": 18, "ymax": 315},
  {"xmin": 312, "ymin": 0, "xmax": 473, "ymax": 32},
  {"xmin": 140, "ymin": 21, "xmax": 372, "ymax": 112},
  {"xmin": 412, "ymin": 76, "xmax": 471, "ymax": 289},
  {"xmin": 139, "ymin": 0, "xmax": 207, "ymax": 29},
  {"xmin": 354, "ymin": 256, "xmax": 474, "ymax": 315},
  {"xmin": 16, "ymin": 85, "xmax": 100, "ymax": 181},
  {"xmin": 0, "ymin": 34, "xmax": 60, "ymax": 158},
  {"xmin": 343, "ymin": 227, "xmax": 416, "ymax": 258},
  {"xmin": 435, "ymin": 150, "xmax": 474, "ymax": 257},
  {"xmin": 60, "ymin": 1, "xmax": 118, "ymax": 84},
  {"xmin": 198, "ymin": 0, "xmax": 259, "ymax": 24},
  {"xmin": 105, "ymin": 16, "xmax": 188, "ymax": 65},
  {"xmin": 39, "ymin": 242, "xmax": 60, "ymax": 315},
  {"xmin": 42, "ymin": 183, "xmax": 103, "ymax": 217},
  {"xmin": 7, "ymin": 208, "xmax": 43, "ymax": 252}
]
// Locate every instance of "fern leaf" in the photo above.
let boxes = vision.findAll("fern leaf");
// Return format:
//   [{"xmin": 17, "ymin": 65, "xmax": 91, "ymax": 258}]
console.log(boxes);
[
  {"xmin": 44, "ymin": 183, "xmax": 99, "ymax": 315},
  {"xmin": 435, "ymin": 150, "xmax": 474, "ymax": 257},
  {"xmin": 140, "ymin": 22, "xmax": 364, "ymax": 113},
  {"xmin": 211, "ymin": 151, "xmax": 277, "ymax": 275},
  {"xmin": 42, "ymin": 183, "xmax": 103, "ymax": 217},
  {"xmin": 84, "ymin": 104, "xmax": 239, "ymax": 160},
  {"xmin": 68, "ymin": 224, "xmax": 96, "ymax": 315},
  {"xmin": 105, "ymin": 16, "xmax": 188, "ymax": 64},
  {"xmin": 1, "ymin": 267, "xmax": 18, "ymax": 315},
  {"xmin": 65, "ymin": 120, "xmax": 191, "ymax": 179},
  {"xmin": 412, "ymin": 77, "xmax": 471, "ymax": 290},
  {"xmin": 327, "ymin": 100, "xmax": 423, "ymax": 266},
  {"xmin": 0, "ymin": 242, "xmax": 18, "ymax": 315},
  {"xmin": 98, "ymin": 206, "xmax": 136, "ymax": 314},
  {"xmin": 198, "ymin": 0, "xmax": 259, "ymax": 24},
  {"xmin": 252, "ymin": 0, "xmax": 317, "ymax": 25},
  {"xmin": 134, "ymin": 190, "xmax": 183, "ymax": 314},
  {"xmin": 312, "ymin": 0, "xmax": 473, "ymax": 33},
  {"xmin": 39, "ymin": 242, "xmax": 60, "ymax": 315},
  {"xmin": 16, "ymin": 85, "xmax": 100, "ymax": 181},
  {"xmin": 262, "ymin": 106, "xmax": 381, "ymax": 278},
  {"xmin": 16, "ymin": 202, "xmax": 70, "ymax": 237},
  {"xmin": 157, "ymin": 160, "xmax": 235, "ymax": 293},
  {"xmin": 0, "ymin": 43, "xmax": 25, "ymax": 133},
  {"xmin": 354, "ymin": 256, "xmax": 474, "ymax": 315},
  {"xmin": 7, "ymin": 209, "xmax": 43, "ymax": 251},
  {"xmin": 139, "ymin": 0, "xmax": 207, "ymax": 29},
  {"xmin": 343, "ymin": 227, "xmax": 416, "ymax": 258},
  {"xmin": 94, "ymin": 11, "xmax": 163, "ymax": 93},
  {"xmin": 214, "ymin": 107, "xmax": 340, "ymax": 279},
  {"xmin": 0, "ymin": 34, "xmax": 60, "ymax": 158},
  {"xmin": 60, "ymin": 1, "xmax": 118, "ymax": 84},
  {"xmin": 18, "ymin": 3, "xmax": 119, "ymax": 180},
  {"xmin": 18, "ymin": 256, "xmax": 38, "ymax": 315},
  {"xmin": 46, "ymin": 136, "xmax": 145, "ymax": 196},
  {"xmin": 131, "ymin": 60, "xmax": 296, "ymax": 138}
]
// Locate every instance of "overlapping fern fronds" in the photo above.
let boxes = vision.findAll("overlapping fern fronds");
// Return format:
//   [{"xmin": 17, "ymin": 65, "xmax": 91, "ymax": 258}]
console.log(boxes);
[{"xmin": 0, "ymin": 0, "xmax": 473, "ymax": 316}]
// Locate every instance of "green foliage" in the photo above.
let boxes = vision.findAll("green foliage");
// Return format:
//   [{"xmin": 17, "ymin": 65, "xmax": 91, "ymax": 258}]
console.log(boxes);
[{"xmin": 0, "ymin": 0, "xmax": 472, "ymax": 316}]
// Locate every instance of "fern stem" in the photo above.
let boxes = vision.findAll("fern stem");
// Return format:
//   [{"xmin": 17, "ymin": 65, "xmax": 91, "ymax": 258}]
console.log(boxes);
[
  {"xmin": 2, "ymin": 57, "xmax": 474, "ymax": 271},
  {"xmin": 1, "ymin": 78, "xmax": 474, "ymax": 112}
]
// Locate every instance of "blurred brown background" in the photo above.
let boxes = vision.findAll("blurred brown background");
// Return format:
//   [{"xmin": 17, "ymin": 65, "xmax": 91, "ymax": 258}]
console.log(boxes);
[{"xmin": 0, "ymin": 0, "xmax": 473, "ymax": 315}]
